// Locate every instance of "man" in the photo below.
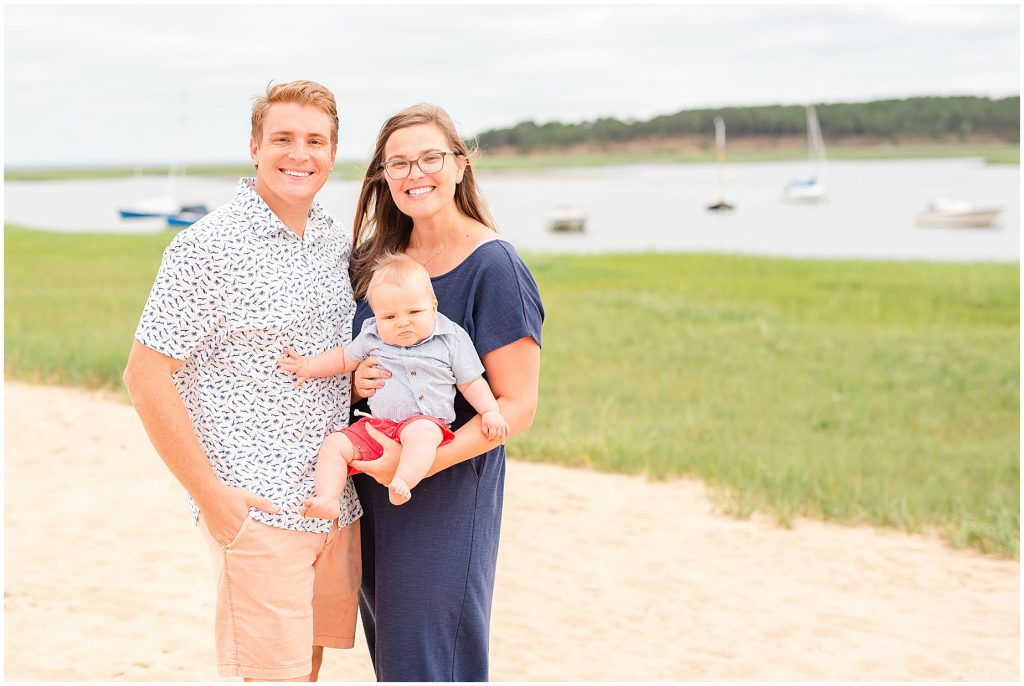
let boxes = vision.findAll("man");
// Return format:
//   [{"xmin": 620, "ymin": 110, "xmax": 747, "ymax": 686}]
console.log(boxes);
[{"xmin": 123, "ymin": 80, "xmax": 360, "ymax": 682}]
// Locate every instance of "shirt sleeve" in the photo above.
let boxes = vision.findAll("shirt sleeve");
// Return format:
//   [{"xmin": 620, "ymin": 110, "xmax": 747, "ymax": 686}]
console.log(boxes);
[
  {"xmin": 469, "ymin": 243, "xmax": 545, "ymax": 357},
  {"xmin": 449, "ymin": 326, "xmax": 486, "ymax": 385},
  {"xmin": 134, "ymin": 233, "xmax": 225, "ymax": 361},
  {"xmin": 345, "ymin": 330, "xmax": 371, "ymax": 362}
]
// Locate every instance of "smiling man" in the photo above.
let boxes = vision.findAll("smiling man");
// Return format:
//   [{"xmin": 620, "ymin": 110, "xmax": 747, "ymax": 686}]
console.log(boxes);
[{"xmin": 123, "ymin": 81, "xmax": 361, "ymax": 682}]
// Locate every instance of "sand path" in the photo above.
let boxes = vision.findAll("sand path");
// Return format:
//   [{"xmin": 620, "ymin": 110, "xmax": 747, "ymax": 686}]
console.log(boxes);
[{"xmin": 3, "ymin": 381, "xmax": 1019, "ymax": 681}]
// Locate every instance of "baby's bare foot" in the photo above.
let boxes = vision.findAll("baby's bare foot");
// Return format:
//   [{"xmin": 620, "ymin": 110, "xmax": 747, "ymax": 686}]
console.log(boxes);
[
  {"xmin": 300, "ymin": 496, "xmax": 340, "ymax": 519},
  {"xmin": 388, "ymin": 478, "xmax": 412, "ymax": 506}
]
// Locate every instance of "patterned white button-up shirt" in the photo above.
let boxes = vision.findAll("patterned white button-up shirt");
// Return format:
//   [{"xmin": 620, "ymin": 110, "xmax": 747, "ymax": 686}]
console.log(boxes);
[{"xmin": 135, "ymin": 178, "xmax": 361, "ymax": 532}]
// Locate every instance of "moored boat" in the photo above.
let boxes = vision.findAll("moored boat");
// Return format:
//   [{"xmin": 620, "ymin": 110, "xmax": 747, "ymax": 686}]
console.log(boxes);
[
  {"xmin": 548, "ymin": 204, "xmax": 586, "ymax": 233},
  {"xmin": 166, "ymin": 204, "xmax": 209, "ymax": 228},
  {"xmin": 781, "ymin": 104, "xmax": 828, "ymax": 203},
  {"xmin": 916, "ymin": 199, "xmax": 1002, "ymax": 228}
]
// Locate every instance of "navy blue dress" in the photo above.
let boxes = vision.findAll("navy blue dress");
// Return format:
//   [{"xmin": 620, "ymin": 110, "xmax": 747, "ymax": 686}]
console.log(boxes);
[{"xmin": 351, "ymin": 240, "xmax": 544, "ymax": 681}]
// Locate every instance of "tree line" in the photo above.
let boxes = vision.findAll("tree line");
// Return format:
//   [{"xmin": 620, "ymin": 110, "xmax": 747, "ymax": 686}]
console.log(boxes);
[{"xmin": 474, "ymin": 96, "xmax": 1020, "ymax": 151}]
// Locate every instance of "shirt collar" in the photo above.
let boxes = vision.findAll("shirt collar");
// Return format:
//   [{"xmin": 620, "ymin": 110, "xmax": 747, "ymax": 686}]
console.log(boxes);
[{"xmin": 234, "ymin": 177, "xmax": 331, "ymax": 242}]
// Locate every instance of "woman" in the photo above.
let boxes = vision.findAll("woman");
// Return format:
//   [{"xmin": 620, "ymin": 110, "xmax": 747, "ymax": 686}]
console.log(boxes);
[{"xmin": 347, "ymin": 104, "xmax": 544, "ymax": 681}]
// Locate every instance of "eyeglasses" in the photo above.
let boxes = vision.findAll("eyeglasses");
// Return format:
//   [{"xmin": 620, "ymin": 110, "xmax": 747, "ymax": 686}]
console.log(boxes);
[{"xmin": 381, "ymin": 151, "xmax": 461, "ymax": 180}]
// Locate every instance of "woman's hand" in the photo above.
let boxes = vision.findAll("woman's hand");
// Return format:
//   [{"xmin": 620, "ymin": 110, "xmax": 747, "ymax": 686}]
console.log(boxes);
[
  {"xmin": 349, "ymin": 423, "xmax": 400, "ymax": 485},
  {"xmin": 353, "ymin": 356, "xmax": 392, "ymax": 400}
]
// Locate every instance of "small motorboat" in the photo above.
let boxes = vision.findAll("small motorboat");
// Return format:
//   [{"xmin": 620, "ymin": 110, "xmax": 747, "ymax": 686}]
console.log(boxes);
[
  {"xmin": 916, "ymin": 199, "xmax": 1002, "ymax": 228},
  {"xmin": 548, "ymin": 205, "xmax": 586, "ymax": 233}
]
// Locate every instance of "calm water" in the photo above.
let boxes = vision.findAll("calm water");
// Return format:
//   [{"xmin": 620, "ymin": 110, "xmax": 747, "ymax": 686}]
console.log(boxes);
[{"xmin": 4, "ymin": 158, "xmax": 1019, "ymax": 262}]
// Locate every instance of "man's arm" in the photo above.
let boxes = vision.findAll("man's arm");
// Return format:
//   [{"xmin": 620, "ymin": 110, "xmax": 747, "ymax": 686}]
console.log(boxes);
[{"xmin": 123, "ymin": 341, "xmax": 278, "ymax": 543}]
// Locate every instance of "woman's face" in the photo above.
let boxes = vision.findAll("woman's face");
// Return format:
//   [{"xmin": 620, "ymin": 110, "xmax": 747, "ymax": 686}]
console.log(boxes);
[{"xmin": 382, "ymin": 123, "xmax": 465, "ymax": 223}]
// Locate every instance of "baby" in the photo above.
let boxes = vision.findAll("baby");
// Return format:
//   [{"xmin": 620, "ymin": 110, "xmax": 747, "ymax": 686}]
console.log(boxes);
[{"xmin": 279, "ymin": 252, "xmax": 508, "ymax": 509}]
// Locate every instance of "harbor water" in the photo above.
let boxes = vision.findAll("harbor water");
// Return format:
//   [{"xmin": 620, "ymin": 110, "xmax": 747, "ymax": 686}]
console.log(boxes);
[{"xmin": 4, "ymin": 158, "xmax": 1019, "ymax": 262}]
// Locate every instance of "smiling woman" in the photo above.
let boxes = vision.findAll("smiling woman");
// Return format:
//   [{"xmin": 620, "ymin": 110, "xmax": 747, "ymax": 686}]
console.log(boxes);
[{"xmin": 346, "ymin": 103, "xmax": 544, "ymax": 681}]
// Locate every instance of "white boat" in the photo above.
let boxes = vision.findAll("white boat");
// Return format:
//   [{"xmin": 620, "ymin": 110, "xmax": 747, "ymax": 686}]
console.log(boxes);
[
  {"xmin": 706, "ymin": 116, "xmax": 735, "ymax": 212},
  {"xmin": 782, "ymin": 104, "xmax": 827, "ymax": 203},
  {"xmin": 119, "ymin": 196, "xmax": 180, "ymax": 219},
  {"xmin": 119, "ymin": 105, "xmax": 203, "ymax": 220},
  {"xmin": 548, "ymin": 204, "xmax": 586, "ymax": 233},
  {"xmin": 916, "ymin": 199, "xmax": 1002, "ymax": 228}
]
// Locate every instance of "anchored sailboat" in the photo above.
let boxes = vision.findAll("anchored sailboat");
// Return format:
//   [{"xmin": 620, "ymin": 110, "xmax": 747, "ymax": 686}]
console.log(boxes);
[
  {"xmin": 782, "ymin": 104, "xmax": 827, "ymax": 203},
  {"xmin": 706, "ymin": 116, "xmax": 735, "ymax": 211}
]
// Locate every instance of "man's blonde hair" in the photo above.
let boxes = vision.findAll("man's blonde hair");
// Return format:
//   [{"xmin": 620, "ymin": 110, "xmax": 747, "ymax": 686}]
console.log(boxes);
[
  {"xmin": 366, "ymin": 252, "xmax": 435, "ymax": 308},
  {"xmin": 251, "ymin": 80, "xmax": 339, "ymax": 146}
]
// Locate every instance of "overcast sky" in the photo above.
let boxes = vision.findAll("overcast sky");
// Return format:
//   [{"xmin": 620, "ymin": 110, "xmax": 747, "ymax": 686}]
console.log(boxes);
[{"xmin": 4, "ymin": 2, "xmax": 1020, "ymax": 167}]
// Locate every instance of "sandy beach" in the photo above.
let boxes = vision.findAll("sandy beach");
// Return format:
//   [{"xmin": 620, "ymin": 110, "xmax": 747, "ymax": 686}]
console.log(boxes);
[{"xmin": 3, "ymin": 380, "xmax": 1019, "ymax": 681}]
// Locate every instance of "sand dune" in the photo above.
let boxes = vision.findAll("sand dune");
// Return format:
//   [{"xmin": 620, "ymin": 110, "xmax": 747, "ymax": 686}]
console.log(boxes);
[{"xmin": 4, "ymin": 381, "xmax": 1019, "ymax": 681}]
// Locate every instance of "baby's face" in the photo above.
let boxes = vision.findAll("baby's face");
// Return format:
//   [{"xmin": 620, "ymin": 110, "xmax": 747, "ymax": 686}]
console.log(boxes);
[{"xmin": 370, "ymin": 280, "xmax": 438, "ymax": 347}]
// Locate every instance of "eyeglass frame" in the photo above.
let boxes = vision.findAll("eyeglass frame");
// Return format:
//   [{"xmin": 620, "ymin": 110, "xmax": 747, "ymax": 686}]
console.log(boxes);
[{"xmin": 380, "ymin": 151, "xmax": 463, "ymax": 180}]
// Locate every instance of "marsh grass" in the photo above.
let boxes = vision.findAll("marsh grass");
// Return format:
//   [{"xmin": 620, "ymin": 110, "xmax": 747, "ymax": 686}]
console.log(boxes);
[
  {"xmin": 5, "ymin": 226, "xmax": 1019, "ymax": 555},
  {"xmin": 519, "ymin": 253, "xmax": 1019, "ymax": 556}
]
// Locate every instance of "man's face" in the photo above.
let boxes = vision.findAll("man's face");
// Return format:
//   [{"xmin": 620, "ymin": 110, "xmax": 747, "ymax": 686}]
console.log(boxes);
[{"xmin": 250, "ymin": 102, "xmax": 337, "ymax": 212}]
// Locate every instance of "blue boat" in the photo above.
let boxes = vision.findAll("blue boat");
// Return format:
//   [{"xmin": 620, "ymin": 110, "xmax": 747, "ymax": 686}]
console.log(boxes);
[{"xmin": 166, "ymin": 205, "xmax": 209, "ymax": 228}]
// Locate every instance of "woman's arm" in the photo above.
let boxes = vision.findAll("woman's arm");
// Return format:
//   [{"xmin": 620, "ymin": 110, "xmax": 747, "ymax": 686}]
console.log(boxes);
[{"xmin": 350, "ymin": 336, "xmax": 540, "ymax": 482}]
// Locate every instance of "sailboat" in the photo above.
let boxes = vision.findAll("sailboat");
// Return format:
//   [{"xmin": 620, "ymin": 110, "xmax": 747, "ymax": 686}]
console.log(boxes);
[
  {"xmin": 118, "ymin": 161, "xmax": 194, "ymax": 220},
  {"xmin": 119, "ymin": 95, "xmax": 207, "ymax": 225},
  {"xmin": 706, "ymin": 116, "xmax": 734, "ymax": 211},
  {"xmin": 781, "ymin": 104, "xmax": 827, "ymax": 203}
]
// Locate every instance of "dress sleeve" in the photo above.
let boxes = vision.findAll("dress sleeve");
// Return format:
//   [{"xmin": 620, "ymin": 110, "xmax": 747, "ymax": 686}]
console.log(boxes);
[
  {"xmin": 468, "ymin": 243, "xmax": 544, "ymax": 357},
  {"xmin": 134, "ymin": 234, "xmax": 225, "ymax": 361}
]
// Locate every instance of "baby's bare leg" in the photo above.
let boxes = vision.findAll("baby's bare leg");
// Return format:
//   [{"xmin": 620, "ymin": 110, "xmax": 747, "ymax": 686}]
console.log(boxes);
[
  {"xmin": 301, "ymin": 431, "xmax": 356, "ymax": 519},
  {"xmin": 389, "ymin": 420, "xmax": 444, "ymax": 505}
]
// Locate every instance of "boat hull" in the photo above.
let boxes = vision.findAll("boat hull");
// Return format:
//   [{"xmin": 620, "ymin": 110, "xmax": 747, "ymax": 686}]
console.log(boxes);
[
  {"xmin": 916, "ymin": 209, "xmax": 1001, "ymax": 228},
  {"xmin": 548, "ymin": 218, "xmax": 586, "ymax": 233}
]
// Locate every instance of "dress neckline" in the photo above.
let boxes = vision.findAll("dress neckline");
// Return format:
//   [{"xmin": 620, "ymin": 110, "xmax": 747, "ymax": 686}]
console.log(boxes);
[{"xmin": 428, "ymin": 238, "xmax": 506, "ymax": 281}]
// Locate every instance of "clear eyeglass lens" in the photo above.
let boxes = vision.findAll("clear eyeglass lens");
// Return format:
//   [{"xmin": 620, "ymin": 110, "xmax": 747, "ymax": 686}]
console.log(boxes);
[
  {"xmin": 385, "ymin": 161, "xmax": 411, "ymax": 178},
  {"xmin": 419, "ymin": 154, "xmax": 445, "ymax": 173}
]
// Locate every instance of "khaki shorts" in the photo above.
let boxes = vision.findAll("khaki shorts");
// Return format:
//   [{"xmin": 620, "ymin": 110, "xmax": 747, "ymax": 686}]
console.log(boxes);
[{"xmin": 197, "ymin": 514, "xmax": 361, "ymax": 680}]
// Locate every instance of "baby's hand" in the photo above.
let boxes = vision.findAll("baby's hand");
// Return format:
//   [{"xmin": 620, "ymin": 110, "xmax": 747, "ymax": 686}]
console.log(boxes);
[
  {"xmin": 278, "ymin": 347, "xmax": 312, "ymax": 388},
  {"xmin": 480, "ymin": 410, "xmax": 509, "ymax": 443}
]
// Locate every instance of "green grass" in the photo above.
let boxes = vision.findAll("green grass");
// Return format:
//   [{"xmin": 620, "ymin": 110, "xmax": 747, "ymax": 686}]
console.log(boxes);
[
  {"xmin": 6, "ymin": 142, "xmax": 1017, "ymax": 181},
  {"xmin": 5, "ymin": 226, "xmax": 1019, "ymax": 556}
]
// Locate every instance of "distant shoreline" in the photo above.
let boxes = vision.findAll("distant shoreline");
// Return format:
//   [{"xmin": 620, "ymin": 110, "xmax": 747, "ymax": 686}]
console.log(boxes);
[{"xmin": 5, "ymin": 140, "xmax": 1018, "ymax": 181}]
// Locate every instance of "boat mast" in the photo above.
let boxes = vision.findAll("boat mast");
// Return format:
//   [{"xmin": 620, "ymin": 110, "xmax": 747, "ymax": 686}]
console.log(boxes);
[{"xmin": 714, "ymin": 116, "xmax": 727, "ymax": 198}]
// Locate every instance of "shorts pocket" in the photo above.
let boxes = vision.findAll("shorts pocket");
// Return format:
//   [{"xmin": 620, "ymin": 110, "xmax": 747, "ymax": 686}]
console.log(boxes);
[{"xmin": 222, "ymin": 514, "xmax": 254, "ymax": 549}]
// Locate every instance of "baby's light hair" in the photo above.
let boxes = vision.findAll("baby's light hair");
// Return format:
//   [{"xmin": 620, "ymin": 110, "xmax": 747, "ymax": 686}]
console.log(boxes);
[{"xmin": 366, "ymin": 252, "xmax": 435, "ymax": 308}]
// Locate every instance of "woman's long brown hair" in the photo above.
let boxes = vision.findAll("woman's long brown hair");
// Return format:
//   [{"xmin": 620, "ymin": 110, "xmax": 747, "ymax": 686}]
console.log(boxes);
[{"xmin": 350, "ymin": 103, "xmax": 495, "ymax": 300}]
